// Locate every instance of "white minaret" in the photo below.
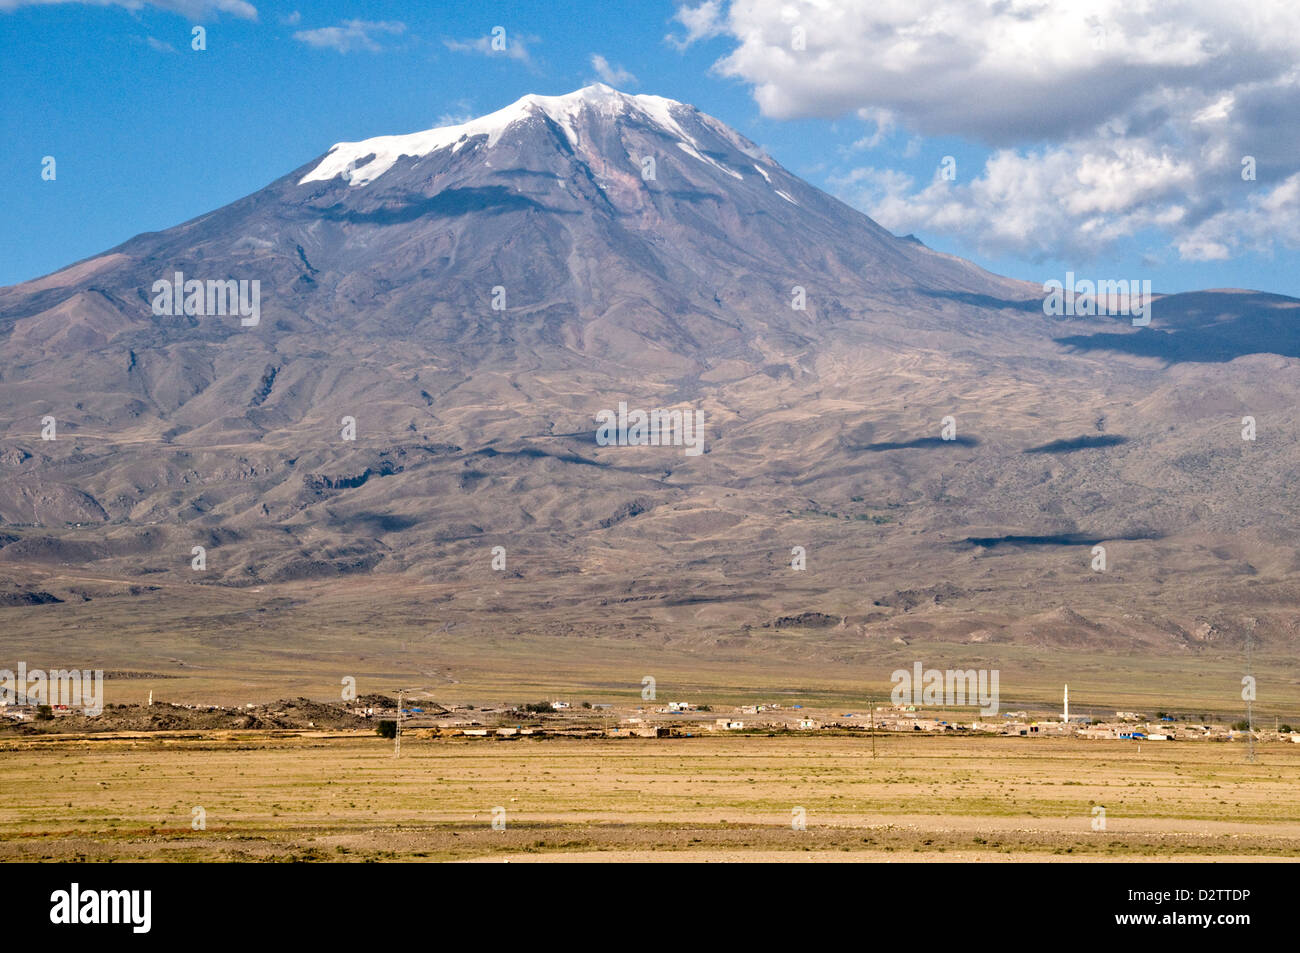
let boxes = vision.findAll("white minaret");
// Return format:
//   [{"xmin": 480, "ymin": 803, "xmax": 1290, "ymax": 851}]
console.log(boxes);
[{"xmin": 1063, "ymin": 684, "xmax": 1069, "ymax": 723}]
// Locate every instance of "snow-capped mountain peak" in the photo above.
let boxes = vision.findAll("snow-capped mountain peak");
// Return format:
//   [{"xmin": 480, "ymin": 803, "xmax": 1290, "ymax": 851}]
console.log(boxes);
[{"xmin": 299, "ymin": 84, "xmax": 705, "ymax": 188}]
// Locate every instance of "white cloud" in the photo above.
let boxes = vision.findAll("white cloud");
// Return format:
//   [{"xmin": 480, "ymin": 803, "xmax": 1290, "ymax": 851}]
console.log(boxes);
[
  {"xmin": 434, "ymin": 99, "xmax": 475, "ymax": 127},
  {"xmin": 666, "ymin": 0, "xmax": 725, "ymax": 50},
  {"xmin": 850, "ymin": 107, "xmax": 894, "ymax": 150},
  {"xmin": 685, "ymin": 0, "xmax": 1300, "ymax": 262},
  {"xmin": 589, "ymin": 53, "xmax": 637, "ymax": 88},
  {"xmin": 833, "ymin": 139, "xmax": 1206, "ymax": 261},
  {"xmin": 0, "ymin": 0, "xmax": 258, "ymax": 18},
  {"xmin": 294, "ymin": 19, "xmax": 404, "ymax": 54},
  {"xmin": 1177, "ymin": 173, "xmax": 1300, "ymax": 261},
  {"xmin": 695, "ymin": 1, "xmax": 1299, "ymax": 142},
  {"xmin": 443, "ymin": 31, "xmax": 539, "ymax": 68}
]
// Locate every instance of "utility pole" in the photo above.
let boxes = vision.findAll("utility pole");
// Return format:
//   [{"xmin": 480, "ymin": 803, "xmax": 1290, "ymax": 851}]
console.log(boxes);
[
  {"xmin": 1246, "ymin": 629, "xmax": 1256, "ymax": 764},
  {"xmin": 395, "ymin": 689, "xmax": 404, "ymax": 759}
]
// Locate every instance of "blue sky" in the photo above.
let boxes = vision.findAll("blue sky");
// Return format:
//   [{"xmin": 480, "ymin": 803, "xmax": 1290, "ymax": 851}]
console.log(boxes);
[{"xmin": 2, "ymin": 0, "xmax": 1297, "ymax": 296}]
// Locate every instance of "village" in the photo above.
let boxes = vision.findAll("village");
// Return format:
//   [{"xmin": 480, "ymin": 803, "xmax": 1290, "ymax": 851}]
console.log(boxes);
[
  {"xmin": 4, "ymin": 688, "xmax": 1297, "ymax": 747},
  {"xmin": 354, "ymin": 693, "xmax": 1300, "ymax": 745}
]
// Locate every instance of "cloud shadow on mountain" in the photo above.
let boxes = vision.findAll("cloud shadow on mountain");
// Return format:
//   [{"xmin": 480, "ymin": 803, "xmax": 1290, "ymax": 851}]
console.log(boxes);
[
  {"xmin": 317, "ymin": 186, "xmax": 577, "ymax": 226},
  {"xmin": 1054, "ymin": 291, "xmax": 1300, "ymax": 364},
  {"xmin": 334, "ymin": 512, "xmax": 421, "ymax": 533},
  {"xmin": 964, "ymin": 530, "xmax": 1162, "ymax": 548},
  {"xmin": 853, "ymin": 436, "xmax": 979, "ymax": 451},
  {"xmin": 915, "ymin": 289, "xmax": 1042, "ymax": 313},
  {"xmin": 475, "ymin": 446, "xmax": 607, "ymax": 468},
  {"xmin": 1023, "ymin": 435, "xmax": 1128, "ymax": 453}
]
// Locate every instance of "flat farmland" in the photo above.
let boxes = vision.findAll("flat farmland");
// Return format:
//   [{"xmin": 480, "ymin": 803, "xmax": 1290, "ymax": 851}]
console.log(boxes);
[{"xmin": 1, "ymin": 732, "xmax": 1297, "ymax": 862}]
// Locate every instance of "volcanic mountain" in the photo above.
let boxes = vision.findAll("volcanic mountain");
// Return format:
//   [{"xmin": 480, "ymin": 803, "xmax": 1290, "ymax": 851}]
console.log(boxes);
[{"xmin": 2, "ymin": 85, "xmax": 1299, "ymax": 701}]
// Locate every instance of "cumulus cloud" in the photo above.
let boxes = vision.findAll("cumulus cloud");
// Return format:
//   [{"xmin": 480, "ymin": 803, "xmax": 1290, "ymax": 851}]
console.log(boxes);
[
  {"xmin": 677, "ymin": 0, "xmax": 1300, "ymax": 262},
  {"xmin": 589, "ymin": 53, "xmax": 637, "ymax": 88},
  {"xmin": 1177, "ymin": 172, "xmax": 1300, "ymax": 261},
  {"xmin": 294, "ymin": 19, "xmax": 404, "ymax": 54},
  {"xmin": 833, "ymin": 142, "xmax": 1200, "ymax": 260},
  {"xmin": 0, "ymin": 0, "xmax": 258, "ymax": 18},
  {"xmin": 689, "ymin": 0, "xmax": 1297, "ymax": 142},
  {"xmin": 666, "ymin": 0, "xmax": 725, "ymax": 50}
]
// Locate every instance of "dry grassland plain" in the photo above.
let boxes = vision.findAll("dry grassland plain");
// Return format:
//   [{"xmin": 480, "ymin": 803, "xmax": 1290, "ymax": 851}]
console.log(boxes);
[
  {"xmin": 2, "ymin": 732, "xmax": 1297, "ymax": 862},
  {"xmin": 3, "ymin": 573, "xmax": 1299, "ymax": 721}
]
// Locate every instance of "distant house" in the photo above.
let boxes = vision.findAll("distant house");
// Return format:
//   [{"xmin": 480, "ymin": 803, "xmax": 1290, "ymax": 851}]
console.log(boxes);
[
  {"xmin": 607, "ymin": 726, "xmax": 663, "ymax": 738},
  {"xmin": 715, "ymin": 719, "xmax": 744, "ymax": 730},
  {"xmin": 797, "ymin": 719, "xmax": 818, "ymax": 730},
  {"xmin": 550, "ymin": 701, "xmax": 570, "ymax": 710}
]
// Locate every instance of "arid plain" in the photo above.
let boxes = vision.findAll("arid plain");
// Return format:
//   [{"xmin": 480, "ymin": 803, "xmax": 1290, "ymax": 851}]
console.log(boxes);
[{"xmin": 2, "ymin": 732, "xmax": 1296, "ymax": 862}]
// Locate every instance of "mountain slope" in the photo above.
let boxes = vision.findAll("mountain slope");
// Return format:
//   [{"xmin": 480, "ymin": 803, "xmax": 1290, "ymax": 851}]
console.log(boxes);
[
  {"xmin": 1, "ymin": 86, "xmax": 1299, "ymax": 677},
  {"xmin": 2, "ymin": 85, "xmax": 1029, "ymax": 378}
]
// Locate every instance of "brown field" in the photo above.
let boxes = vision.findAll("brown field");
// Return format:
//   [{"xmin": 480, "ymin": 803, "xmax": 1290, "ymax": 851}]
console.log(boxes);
[{"xmin": 2, "ymin": 731, "xmax": 1297, "ymax": 862}]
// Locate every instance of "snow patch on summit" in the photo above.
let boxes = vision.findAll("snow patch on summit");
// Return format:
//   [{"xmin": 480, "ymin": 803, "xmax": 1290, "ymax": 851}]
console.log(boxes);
[{"xmin": 299, "ymin": 84, "xmax": 702, "ymax": 188}]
